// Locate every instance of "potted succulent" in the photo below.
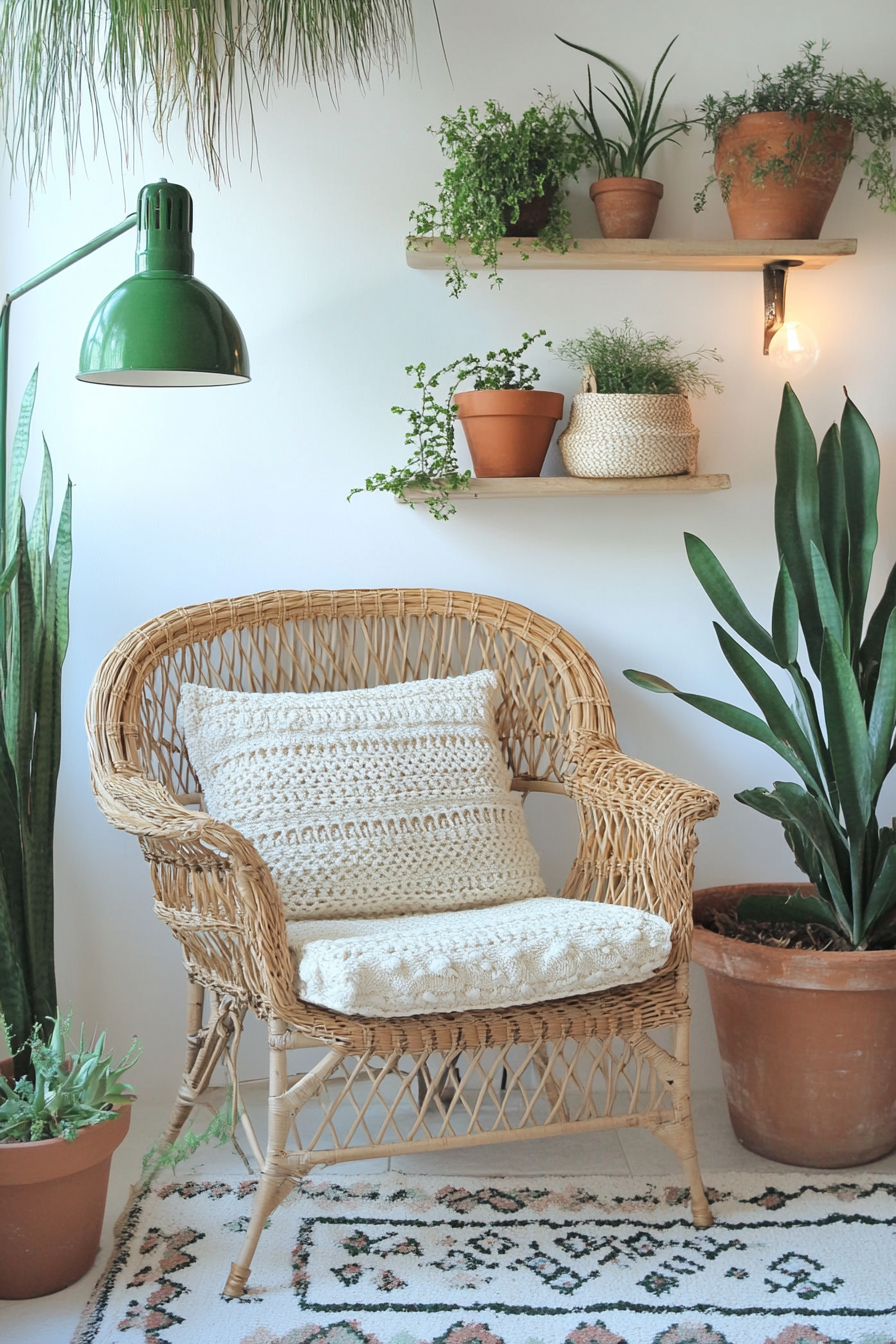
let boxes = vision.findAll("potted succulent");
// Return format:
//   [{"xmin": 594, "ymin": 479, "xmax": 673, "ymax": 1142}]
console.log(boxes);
[
  {"xmin": 556, "ymin": 320, "xmax": 722, "ymax": 478},
  {"xmin": 695, "ymin": 40, "xmax": 896, "ymax": 239},
  {"xmin": 0, "ymin": 1013, "xmax": 138, "ymax": 1298},
  {"xmin": 350, "ymin": 331, "xmax": 562, "ymax": 518},
  {"xmin": 408, "ymin": 95, "xmax": 589, "ymax": 296},
  {"xmin": 556, "ymin": 34, "xmax": 694, "ymax": 239},
  {"xmin": 625, "ymin": 384, "xmax": 896, "ymax": 1168},
  {"xmin": 0, "ymin": 373, "xmax": 137, "ymax": 1297}
]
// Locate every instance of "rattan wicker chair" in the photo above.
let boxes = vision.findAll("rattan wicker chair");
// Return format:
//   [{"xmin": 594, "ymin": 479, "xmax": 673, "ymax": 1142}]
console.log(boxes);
[{"xmin": 87, "ymin": 588, "xmax": 719, "ymax": 1296}]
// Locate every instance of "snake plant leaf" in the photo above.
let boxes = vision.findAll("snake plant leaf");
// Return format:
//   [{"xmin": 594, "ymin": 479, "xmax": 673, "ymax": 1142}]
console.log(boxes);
[
  {"xmin": 0, "ymin": 868, "xmax": 30, "ymax": 1055},
  {"xmin": 840, "ymin": 393, "xmax": 880, "ymax": 655},
  {"xmin": 817, "ymin": 422, "xmax": 849, "ymax": 617},
  {"xmin": 713, "ymin": 623, "xmax": 824, "ymax": 793},
  {"xmin": 810, "ymin": 541, "xmax": 845, "ymax": 651},
  {"xmin": 684, "ymin": 533, "xmax": 778, "ymax": 663},
  {"xmin": 622, "ymin": 669, "xmax": 679, "ymax": 693},
  {"xmin": 736, "ymin": 889, "xmax": 844, "ymax": 932},
  {"xmin": 6, "ymin": 369, "xmax": 37, "ymax": 560},
  {"xmin": 820, "ymin": 630, "xmax": 872, "ymax": 837},
  {"xmin": 0, "ymin": 552, "xmax": 19, "ymax": 598},
  {"xmin": 867, "ymin": 608, "xmax": 896, "ymax": 796},
  {"xmin": 749, "ymin": 779, "xmax": 852, "ymax": 931},
  {"xmin": 861, "ymin": 843, "xmax": 896, "ymax": 940},
  {"xmin": 859, "ymin": 559, "xmax": 896, "ymax": 702},
  {"xmin": 772, "ymin": 559, "xmax": 799, "ymax": 666},
  {"xmin": 774, "ymin": 383, "xmax": 824, "ymax": 673}
]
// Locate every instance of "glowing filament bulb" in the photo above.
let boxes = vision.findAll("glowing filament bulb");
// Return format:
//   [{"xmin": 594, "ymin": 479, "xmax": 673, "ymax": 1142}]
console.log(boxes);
[{"xmin": 768, "ymin": 321, "xmax": 819, "ymax": 373}]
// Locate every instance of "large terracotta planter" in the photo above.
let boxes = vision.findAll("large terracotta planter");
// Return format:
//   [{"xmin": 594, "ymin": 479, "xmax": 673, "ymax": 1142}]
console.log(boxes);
[
  {"xmin": 590, "ymin": 177, "xmax": 663, "ymax": 238},
  {"xmin": 0, "ymin": 1105, "xmax": 131, "ymax": 1298},
  {"xmin": 454, "ymin": 389, "xmax": 564, "ymax": 477},
  {"xmin": 693, "ymin": 884, "xmax": 896, "ymax": 1167},
  {"xmin": 715, "ymin": 111, "xmax": 853, "ymax": 239}
]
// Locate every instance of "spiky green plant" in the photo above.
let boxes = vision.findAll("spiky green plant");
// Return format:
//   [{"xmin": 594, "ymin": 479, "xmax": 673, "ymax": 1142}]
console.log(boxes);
[
  {"xmin": 625, "ymin": 385, "xmax": 896, "ymax": 950},
  {"xmin": 0, "ymin": 371, "xmax": 73, "ymax": 1074},
  {"xmin": 0, "ymin": 0, "xmax": 417, "ymax": 193}
]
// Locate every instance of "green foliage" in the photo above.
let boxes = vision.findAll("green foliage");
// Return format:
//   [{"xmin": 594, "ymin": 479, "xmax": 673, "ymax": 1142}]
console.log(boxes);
[
  {"xmin": 556, "ymin": 320, "xmax": 723, "ymax": 396},
  {"xmin": 695, "ymin": 40, "xmax": 896, "ymax": 212},
  {"xmin": 625, "ymin": 385, "xmax": 896, "ymax": 950},
  {"xmin": 350, "ymin": 331, "xmax": 549, "ymax": 520},
  {"xmin": 556, "ymin": 35, "xmax": 693, "ymax": 178},
  {"xmin": 409, "ymin": 96, "xmax": 590, "ymax": 297},
  {"xmin": 0, "ymin": 1011, "xmax": 138, "ymax": 1142},
  {"xmin": 0, "ymin": 369, "xmax": 73, "ymax": 1073},
  {"xmin": 141, "ymin": 1097, "xmax": 240, "ymax": 1188},
  {"xmin": 0, "ymin": 0, "xmax": 416, "ymax": 194}
]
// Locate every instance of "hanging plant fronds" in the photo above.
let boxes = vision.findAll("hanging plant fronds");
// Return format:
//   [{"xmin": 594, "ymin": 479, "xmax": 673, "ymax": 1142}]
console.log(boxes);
[{"xmin": 0, "ymin": 0, "xmax": 417, "ymax": 193}]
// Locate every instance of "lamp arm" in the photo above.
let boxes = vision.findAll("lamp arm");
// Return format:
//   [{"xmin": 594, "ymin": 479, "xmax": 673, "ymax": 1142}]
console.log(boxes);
[{"xmin": 0, "ymin": 211, "xmax": 138, "ymax": 525}]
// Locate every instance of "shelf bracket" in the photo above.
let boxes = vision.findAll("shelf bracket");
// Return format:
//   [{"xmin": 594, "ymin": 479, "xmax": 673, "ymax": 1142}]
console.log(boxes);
[{"xmin": 763, "ymin": 259, "xmax": 803, "ymax": 355}]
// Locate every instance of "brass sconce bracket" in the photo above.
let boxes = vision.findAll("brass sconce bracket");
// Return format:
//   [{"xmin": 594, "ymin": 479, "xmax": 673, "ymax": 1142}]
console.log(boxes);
[{"xmin": 763, "ymin": 259, "xmax": 804, "ymax": 355}]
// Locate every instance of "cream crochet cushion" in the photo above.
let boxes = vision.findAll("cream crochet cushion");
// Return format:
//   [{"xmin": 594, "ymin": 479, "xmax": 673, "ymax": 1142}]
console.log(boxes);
[
  {"xmin": 286, "ymin": 898, "xmax": 673, "ymax": 1017},
  {"xmin": 178, "ymin": 671, "xmax": 546, "ymax": 919}
]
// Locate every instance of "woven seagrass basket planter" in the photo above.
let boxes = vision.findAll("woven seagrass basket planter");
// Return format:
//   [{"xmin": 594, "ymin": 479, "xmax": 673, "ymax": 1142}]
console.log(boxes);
[{"xmin": 558, "ymin": 374, "xmax": 699, "ymax": 479}]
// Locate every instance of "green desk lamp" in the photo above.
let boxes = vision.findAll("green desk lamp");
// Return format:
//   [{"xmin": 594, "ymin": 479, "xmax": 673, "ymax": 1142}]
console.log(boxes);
[{"xmin": 0, "ymin": 178, "xmax": 249, "ymax": 509}]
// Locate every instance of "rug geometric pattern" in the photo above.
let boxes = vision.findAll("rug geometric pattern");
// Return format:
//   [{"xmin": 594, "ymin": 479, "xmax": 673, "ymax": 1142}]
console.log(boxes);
[{"xmin": 73, "ymin": 1169, "xmax": 896, "ymax": 1344}]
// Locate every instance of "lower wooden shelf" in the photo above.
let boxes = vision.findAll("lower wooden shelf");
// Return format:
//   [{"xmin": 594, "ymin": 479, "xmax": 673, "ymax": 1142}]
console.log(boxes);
[{"xmin": 402, "ymin": 474, "xmax": 731, "ymax": 501}]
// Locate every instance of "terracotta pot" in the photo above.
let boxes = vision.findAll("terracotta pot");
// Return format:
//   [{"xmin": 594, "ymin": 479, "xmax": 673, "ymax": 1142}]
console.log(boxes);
[
  {"xmin": 693, "ymin": 883, "xmax": 896, "ymax": 1167},
  {"xmin": 503, "ymin": 188, "xmax": 555, "ymax": 237},
  {"xmin": 0, "ymin": 1104, "xmax": 131, "ymax": 1298},
  {"xmin": 715, "ymin": 111, "xmax": 854, "ymax": 239},
  {"xmin": 590, "ymin": 178, "xmax": 663, "ymax": 239},
  {"xmin": 454, "ymin": 389, "xmax": 564, "ymax": 477}
]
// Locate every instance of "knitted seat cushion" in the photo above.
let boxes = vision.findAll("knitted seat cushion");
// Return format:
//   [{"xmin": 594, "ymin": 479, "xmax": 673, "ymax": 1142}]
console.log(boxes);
[
  {"xmin": 178, "ymin": 671, "xmax": 547, "ymax": 919},
  {"xmin": 285, "ymin": 897, "xmax": 673, "ymax": 1017}
]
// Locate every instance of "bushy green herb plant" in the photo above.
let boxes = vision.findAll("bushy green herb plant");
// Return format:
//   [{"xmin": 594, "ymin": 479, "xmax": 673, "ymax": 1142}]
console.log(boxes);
[
  {"xmin": 141, "ymin": 1093, "xmax": 246, "ymax": 1188},
  {"xmin": 556, "ymin": 35, "xmax": 693, "ymax": 178},
  {"xmin": 0, "ymin": 1012, "xmax": 138, "ymax": 1142},
  {"xmin": 350, "ymin": 331, "xmax": 550, "ymax": 519},
  {"xmin": 626, "ymin": 386, "xmax": 896, "ymax": 951},
  {"xmin": 556, "ymin": 320, "xmax": 723, "ymax": 396},
  {"xmin": 409, "ymin": 97, "xmax": 589, "ymax": 297},
  {"xmin": 695, "ymin": 41, "xmax": 896, "ymax": 212}
]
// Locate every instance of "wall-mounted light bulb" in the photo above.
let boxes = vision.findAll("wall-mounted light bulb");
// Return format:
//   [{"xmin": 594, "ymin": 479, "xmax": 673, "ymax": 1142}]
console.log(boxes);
[{"xmin": 768, "ymin": 321, "xmax": 819, "ymax": 373}]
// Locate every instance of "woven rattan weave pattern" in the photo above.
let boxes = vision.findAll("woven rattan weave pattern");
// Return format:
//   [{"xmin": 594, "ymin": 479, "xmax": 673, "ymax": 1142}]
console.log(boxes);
[{"xmin": 86, "ymin": 589, "xmax": 719, "ymax": 1298}]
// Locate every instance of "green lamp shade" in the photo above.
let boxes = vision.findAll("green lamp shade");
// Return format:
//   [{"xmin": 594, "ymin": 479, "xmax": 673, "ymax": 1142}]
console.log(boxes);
[{"xmin": 77, "ymin": 180, "xmax": 249, "ymax": 387}]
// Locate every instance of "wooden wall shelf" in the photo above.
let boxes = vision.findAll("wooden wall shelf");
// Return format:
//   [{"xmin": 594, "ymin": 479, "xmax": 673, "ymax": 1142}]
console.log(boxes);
[
  {"xmin": 406, "ymin": 237, "xmax": 857, "ymax": 272},
  {"xmin": 401, "ymin": 474, "xmax": 731, "ymax": 501}
]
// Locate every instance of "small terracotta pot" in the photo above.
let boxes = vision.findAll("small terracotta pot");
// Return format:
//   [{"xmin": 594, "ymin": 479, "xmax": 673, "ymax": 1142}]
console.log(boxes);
[
  {"xmin": 693, "ymin": 883, "xmax": 896, "ymax": 1167},
  {"xmin": 590, "ymin": 178, "xmax": 663, "ymax": 238},
  {"xmin": 0, "ymin": 1105, "xmax": 131, "ymax": 1298},
  {"xmin": 454, "ymin": 389, "xmax": 564, "ymax": 477},
  {"xmin": 503, "ymin": 188, "xmax": 555, "ymax": 237},
  {"xmin": 715, "ymin": 111, "xmax": 854, "ymax": 239}
]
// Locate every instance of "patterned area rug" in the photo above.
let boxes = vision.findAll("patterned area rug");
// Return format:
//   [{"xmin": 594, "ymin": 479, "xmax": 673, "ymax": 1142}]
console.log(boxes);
[{"xmin": 73, "ymin": 1164, "xmax": 896, "ymax": 1344}]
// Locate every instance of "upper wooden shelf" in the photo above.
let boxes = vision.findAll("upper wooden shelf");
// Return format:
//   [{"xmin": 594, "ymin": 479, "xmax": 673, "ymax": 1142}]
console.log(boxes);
[
  {"xmin": 402, "ymin": 474, "xmax": 731, "ymax": 501},
  {"xmin": 406, "ymin": 237, "xmax": 857, "ymax": 272}
]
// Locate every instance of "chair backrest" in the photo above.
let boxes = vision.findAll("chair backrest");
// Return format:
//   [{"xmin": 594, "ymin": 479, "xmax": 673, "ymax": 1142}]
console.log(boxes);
[{"xmin": 89, "ymin": 589, "xmax": 616, "ymax": 800}]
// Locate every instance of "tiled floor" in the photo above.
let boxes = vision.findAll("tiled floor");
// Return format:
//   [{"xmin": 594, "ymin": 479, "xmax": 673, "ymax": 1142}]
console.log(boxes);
[{"xmin": 4, "ymin": 1087, "xmax": 896, "ymax": 1344}]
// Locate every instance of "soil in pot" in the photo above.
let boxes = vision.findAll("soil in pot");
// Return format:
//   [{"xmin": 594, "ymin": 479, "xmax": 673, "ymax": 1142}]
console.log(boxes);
[
  {"xmin": 715, "ymin": 111, "xmax": 853, "ymax": 239},
  {"xmin": 454, "ymin": 389, "xmax": 564, "ymax": 477},
  {"xmin": 590, "ymin": 178, "xmax": 663, "ymax": 239},
  {"xmin": 693, "ymin": 883, "xmax": 896, "ymax": 1167},
  {"xmin": 0, "ymin": 1105, "xmax": 132, "ymax": 1298},
  {"xmin": 503, "ymin": 188, "xmax": 555, "ymax": 237}
]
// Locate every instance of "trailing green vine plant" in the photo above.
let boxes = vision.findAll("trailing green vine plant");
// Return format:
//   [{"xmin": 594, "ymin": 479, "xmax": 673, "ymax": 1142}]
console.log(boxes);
[
  {"xmin": 349, "ymin": 331, "xmax": 550, "ymax": 520},
  {"xmin": 556, "ymin": 320, "xmax": 723, "ymax": 395},
  {"xmin": 695, "ymin": 40, "xmax": 896, "ymax": 212},
  {"xmin": 409, "ymin": 97, "xmax": 589, "ymax": 296},
  {"xmin": 555, "ymin": 35, "xmax": 694, "ymax": 178}
]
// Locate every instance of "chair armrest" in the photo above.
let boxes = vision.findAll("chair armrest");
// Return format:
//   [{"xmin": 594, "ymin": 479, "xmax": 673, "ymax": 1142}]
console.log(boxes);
[
  {"xmin": 91, "ymin": 767, "xmax": 299, "ymax": 1023},
  {"xmin": 563, "ymin": 732, "xmax": 719, "ymax": 960}
]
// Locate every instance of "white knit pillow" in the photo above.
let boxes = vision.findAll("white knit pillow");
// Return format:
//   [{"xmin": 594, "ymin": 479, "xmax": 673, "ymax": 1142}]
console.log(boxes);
[
  {"xmin": 178, "ymin": 671, "xmax": 547, "ymax": 919},
  {"xmin": 286, "ymin": 898, "xmax": 673, "ymax": 1017}
]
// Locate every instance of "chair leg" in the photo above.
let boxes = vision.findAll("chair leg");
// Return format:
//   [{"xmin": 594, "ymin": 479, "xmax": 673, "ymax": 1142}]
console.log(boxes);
[
  {"xmin": 652, "ymin": 1003, "xmax": 713, "ymax": 1230},
  {"xmin": 222, "ymin": 1025, "xmax": 345, "ymax": 1297},
  {"xmin": 163, "ymin": 983, "xmax": 237, "ymax": 1145}
]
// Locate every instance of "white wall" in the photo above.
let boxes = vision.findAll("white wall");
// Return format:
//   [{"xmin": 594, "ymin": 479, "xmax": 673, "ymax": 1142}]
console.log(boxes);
[{"xmin": 3, "ymin": 0, "xmax": 896, "ymax": 1101}]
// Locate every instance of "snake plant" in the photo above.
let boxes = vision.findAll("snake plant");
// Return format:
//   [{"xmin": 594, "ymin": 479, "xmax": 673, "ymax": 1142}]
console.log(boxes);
[
  {"xmin": 626, "ymin": 385, "xmax": 896, "ymax": 950},
  {"xmin": 0, "ymin": 371, "xmax": 73, "ymax": 1073}
]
